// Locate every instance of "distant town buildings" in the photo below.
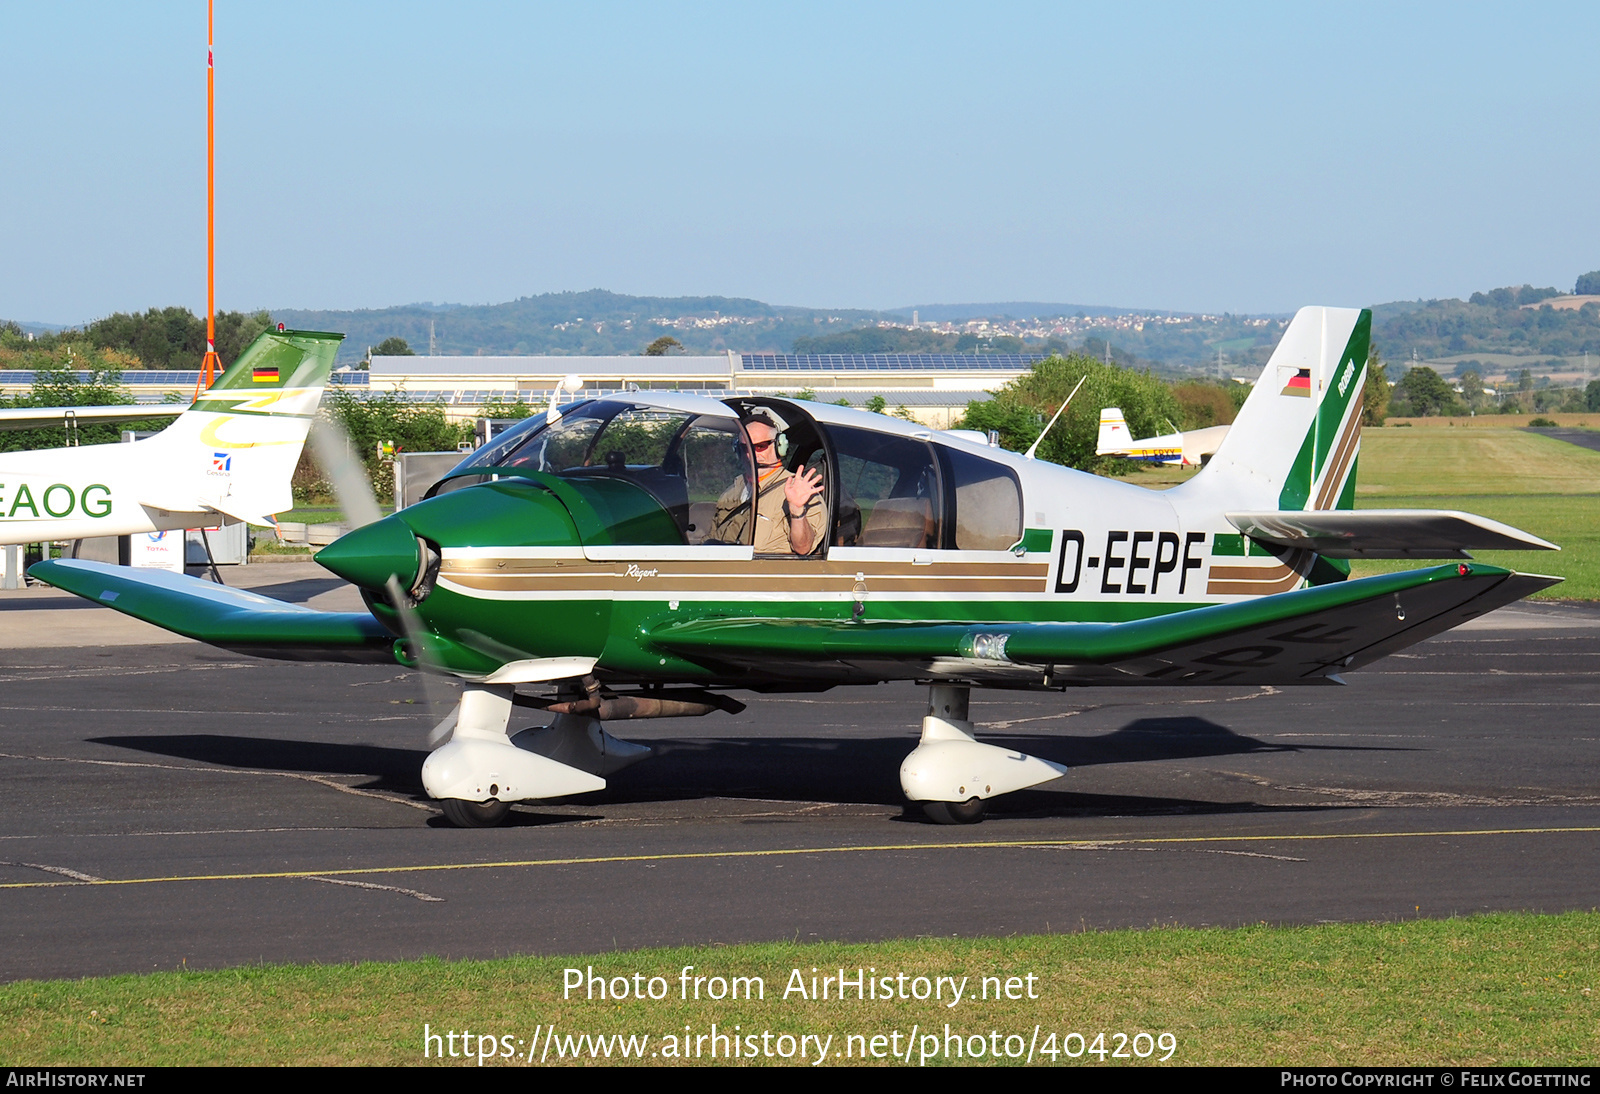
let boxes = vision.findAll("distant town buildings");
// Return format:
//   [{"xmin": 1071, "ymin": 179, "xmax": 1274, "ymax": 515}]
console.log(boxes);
[{"xmin": 360, "ymin": 351, "xmax": 1050, "ymax": 429}]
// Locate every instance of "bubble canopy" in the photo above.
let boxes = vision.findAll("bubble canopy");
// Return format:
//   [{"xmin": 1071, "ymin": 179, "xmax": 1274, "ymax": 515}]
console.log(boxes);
[{"xmin": 440, "ymin": 393, "xmax": 1022, "ymax": 554}]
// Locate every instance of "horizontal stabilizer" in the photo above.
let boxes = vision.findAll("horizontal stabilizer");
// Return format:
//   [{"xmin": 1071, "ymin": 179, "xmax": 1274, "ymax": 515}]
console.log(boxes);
[
  {"xmin": 650, "ymin": 564, "xmax": 1560, "ymax": 686},
  {"xmin": 1226, "ymin": 509, "xmax": 1559, "ymax": 558},
  {"xmin": 28, "ymin": 559, "xmax": 395, "ymax": 663},
  {"xmin": 204, "ymin": 500, "xmax": 280, "ymax": 528}
]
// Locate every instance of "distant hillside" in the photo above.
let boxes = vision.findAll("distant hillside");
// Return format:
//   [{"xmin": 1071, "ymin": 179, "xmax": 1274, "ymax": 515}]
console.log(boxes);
[
  {"xmin": 1370, "ymin": 284, "xmax": 1600, "ymax": 363},
  {"xmin": 269, "ymin": 290, "xmax": 1296, "ymax": 370},
  {"xmin": 16, "ymin": 275, "xmax": 1582, "ymax": 377},
  {"xmin": 271, "ymin": 290, "xmax": 885, "ymax": 366}
]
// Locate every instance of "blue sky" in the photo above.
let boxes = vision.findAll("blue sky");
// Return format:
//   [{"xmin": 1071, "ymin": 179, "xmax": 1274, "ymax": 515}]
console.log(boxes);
[{"xmin": 3, "ymin": 2, "xmax": 1596, "ymax": 324}]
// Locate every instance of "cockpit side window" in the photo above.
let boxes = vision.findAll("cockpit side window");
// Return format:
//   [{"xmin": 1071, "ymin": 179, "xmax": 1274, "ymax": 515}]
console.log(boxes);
[
  {"xmin": 675, "ymin": 417, "xmax": 753, "ymax": 545},
  {"xmin": 825, "ymin": 424, "xmax": 943, "ymax": 549},
  {"xmin": 939, "ymin": 446, "xmax": 1022, "ymax": 551}
]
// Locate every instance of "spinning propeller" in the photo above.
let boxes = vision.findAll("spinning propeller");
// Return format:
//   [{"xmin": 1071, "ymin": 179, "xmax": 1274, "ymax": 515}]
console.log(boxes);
[{"xmin": 306, "ymin": 415, "xmax": 461, "ymax": 748}]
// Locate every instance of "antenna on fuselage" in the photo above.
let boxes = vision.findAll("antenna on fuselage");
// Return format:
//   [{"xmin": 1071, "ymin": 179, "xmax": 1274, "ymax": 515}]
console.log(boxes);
[
  {"xmin": 547, "ymin": 374, "xmax": 583, "ymax": 423},
  {"xmin": 1024, "ymin": 374, "xmax": 1087, "ymax": 461}
]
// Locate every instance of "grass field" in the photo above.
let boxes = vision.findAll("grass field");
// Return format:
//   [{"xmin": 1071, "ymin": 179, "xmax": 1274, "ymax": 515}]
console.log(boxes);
[
  {"xmin": 2, "ymin": 914, "xmax": 1594, "ymax": 1066},
  {"xmin": 1386, "ymin": 414, "xmax": 1600, "ymax": 429},
  {"xmin": 1357, "ymin": 429, "xmax": 1600, "ymax": 497}
]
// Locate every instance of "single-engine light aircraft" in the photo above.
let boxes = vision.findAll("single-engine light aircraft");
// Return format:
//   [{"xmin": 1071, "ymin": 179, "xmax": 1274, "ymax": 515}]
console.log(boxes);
[
  {"xmin": 33, "ymin": 307, "xmax": 1559, "ymax": 827},
  {"xmin": 0, "ymin": 328, "xmax": 339, "ymax": 545},
  {"xmin": 1096, "ymin": 407, "xmax": 1230, "ymax": 467}
]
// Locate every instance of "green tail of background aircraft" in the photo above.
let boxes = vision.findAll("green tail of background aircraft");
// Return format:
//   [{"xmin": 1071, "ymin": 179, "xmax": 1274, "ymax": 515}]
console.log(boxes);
[
  {"xmin": 33, "ymin": 307, "xmax": 1559, "ymax": 828},
  {"xmin": 0, "ymin": 327, "xmax": 340, "ymax": 545}
]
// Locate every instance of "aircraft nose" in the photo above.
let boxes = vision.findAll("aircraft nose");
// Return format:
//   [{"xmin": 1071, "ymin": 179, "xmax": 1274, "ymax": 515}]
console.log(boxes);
[{"xmin": 315, "ymin": 514, "xmax": 421, "ymax": 592}]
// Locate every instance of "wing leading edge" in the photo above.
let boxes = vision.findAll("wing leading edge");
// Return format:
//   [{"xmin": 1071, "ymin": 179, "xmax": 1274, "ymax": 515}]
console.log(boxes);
[{"xmin": 649, "ymin": 564, "xmax": 1560, "ymax": 686}]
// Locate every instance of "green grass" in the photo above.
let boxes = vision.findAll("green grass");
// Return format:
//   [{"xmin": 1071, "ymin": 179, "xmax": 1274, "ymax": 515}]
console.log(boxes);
[
  {"xmin": 275, "ymin": 506, "xmax": 347, "ymax": 525},
  {"xmin": 247, "ymin": 542, "xmax": 316, "ymax": 558},
  {"xmin": 1349, "ymin": 494, "xmax": 1600, "ymax": 596},
  {"xmin": 1357, "ymin": 429, "xmax": 1600, "ymax": 497},
  {"xmin": 2, "ymin": 914, "xmax": 1593, "ymax": 1065}
]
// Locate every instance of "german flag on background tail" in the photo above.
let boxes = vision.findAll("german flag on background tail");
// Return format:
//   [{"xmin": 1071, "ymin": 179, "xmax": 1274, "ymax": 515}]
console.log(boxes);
[
  {"xmin": 252, "ymin": 366, "xmax": 280, "ymax": 383},
  {"xmin": 1280, "ymin": 367, "xmax": 1311, "ymax": 397}
]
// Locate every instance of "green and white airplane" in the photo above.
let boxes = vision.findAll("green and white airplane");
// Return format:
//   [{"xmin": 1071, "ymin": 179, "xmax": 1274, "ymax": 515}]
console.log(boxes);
[
  {"xmin": 0, "ymin": 327, "xmax": 340, "ymax": 545},
  {"xmin": 32, "ymin": 307, "xmax": 1559, "ymax": 827}
]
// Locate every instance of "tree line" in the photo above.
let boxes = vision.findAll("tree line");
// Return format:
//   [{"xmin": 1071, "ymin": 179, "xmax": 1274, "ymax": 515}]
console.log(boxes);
[
  {"xmin": 1386, "ymin": 363, "xmax": 1600, "ymax": 417},
  {"xmin": 956, "ymin": 352, "xmax": 1250, "ymax": 474},
  {"xmin": 1373, "ymin": 275, "xmax": 1600, "ymax": 360},
  {"xmin": 1, "ymin": 308, "xmax": 275, "ymax": 371}
]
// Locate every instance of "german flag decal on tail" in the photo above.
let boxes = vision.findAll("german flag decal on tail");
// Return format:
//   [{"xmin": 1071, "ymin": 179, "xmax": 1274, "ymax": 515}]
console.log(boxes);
[
  {"xmin": 252, "ymin": 367, "xmax": 280, "ymax": 383},
  {"xmin": 1280, "ymin": 367, "xmax": 1311, "ymax": 397}
]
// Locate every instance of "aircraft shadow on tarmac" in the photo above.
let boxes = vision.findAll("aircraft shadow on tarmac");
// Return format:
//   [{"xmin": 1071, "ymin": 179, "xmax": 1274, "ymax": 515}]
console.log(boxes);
[{"xmin": 90, "ymin": 716, "xmax": 1420, "ymax": 823}]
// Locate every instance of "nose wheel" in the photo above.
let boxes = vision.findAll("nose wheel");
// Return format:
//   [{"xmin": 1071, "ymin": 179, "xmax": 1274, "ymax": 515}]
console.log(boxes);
[
  {"xmin": 923, "ymin": 798, "xmax": 986, "ymax": 825},
  {"xmin": 439, "ymin": 798, "xmax": 512, "ymax": 828}
]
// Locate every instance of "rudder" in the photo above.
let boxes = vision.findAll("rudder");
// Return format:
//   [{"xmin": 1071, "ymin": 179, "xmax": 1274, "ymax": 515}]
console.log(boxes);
[
  {"xmin": 1096, "ymin": 407, "xmax": 1131, "ymax": 455},
  {"xmin": 1181, "ymin": 306, "xmax": 1369, "ymax": 513},
  {"xmin": 133, "ymin": 329, "xmax": 342, "ymax": 523}
]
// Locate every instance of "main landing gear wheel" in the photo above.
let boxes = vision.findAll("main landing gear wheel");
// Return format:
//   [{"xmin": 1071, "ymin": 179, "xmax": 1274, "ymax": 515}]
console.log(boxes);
[
  {"xmin": 923, "ymin": 798, "xmax": 986, "ymax": 825},
  {"xmin": 439, "ymin": 798, "xmax": 512, "ymax": 829}
]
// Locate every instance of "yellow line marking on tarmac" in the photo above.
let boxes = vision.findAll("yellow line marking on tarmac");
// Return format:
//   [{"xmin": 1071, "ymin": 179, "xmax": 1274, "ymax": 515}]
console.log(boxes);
[{"xmin": 2, "ymin": 825, "xmax": 1597, "ymax": 891}]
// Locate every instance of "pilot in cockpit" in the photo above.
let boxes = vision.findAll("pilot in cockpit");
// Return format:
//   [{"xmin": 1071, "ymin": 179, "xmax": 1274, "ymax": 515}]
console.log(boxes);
[{"xmin": 713, "ymin": 407, "xmax": 826, "ymax": 555}]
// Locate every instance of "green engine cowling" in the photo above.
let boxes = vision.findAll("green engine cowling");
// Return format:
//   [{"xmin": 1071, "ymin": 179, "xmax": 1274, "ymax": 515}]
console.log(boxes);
[{"xmin": 317, "ymin": 478, "xmax": 613, "ymax": 677}]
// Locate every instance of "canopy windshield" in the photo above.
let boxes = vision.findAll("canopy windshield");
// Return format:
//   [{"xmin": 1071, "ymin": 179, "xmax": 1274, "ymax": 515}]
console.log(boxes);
[{"xmin": 449, "ymin": 399, "xmax": 755, "ymax": 546}]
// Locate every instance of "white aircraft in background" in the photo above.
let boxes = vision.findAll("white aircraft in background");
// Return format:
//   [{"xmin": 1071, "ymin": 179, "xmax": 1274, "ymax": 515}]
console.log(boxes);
[
  {"xmin": 0, "ymin": 327, "xmax": 339, "ymax": 547},
  {"xmin": 0, "ymin": 404, "xmax": 182, "ymax": 435},
  {"xmin": 1096, "ymin": 407, "xmax": 1231, "ymax": 467}
]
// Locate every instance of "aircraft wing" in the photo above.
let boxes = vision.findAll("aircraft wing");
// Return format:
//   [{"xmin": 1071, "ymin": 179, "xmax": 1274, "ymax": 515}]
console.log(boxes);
[
  {"xmin": 0, "ymin": 405, "xmax": 184, "ymax": 431},
  {"xmin": 1226, "ymin": 509, "xmax": 1559, "ymax": 558},
  {"xmin": 649, "ymin": 564, "xmax": 1560, "ymax": 686},
  {"xmin": 27, "ymin": 558, "xmax": 1559, "ymax": 685},
  {"xmin": 29, "ymin": 559, "xmax": 396, "ymax": 663}
]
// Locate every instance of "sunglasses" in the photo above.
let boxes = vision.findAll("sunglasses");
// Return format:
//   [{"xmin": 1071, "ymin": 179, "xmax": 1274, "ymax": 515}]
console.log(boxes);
[{"xmin": 750, "ymin": 438, "xmax": 777, "ymax": 452}]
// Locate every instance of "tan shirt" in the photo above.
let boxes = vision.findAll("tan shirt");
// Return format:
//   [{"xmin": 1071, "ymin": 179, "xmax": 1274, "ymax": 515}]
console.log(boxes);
[{"xmin": 714, "ymin": 467, "xmax": 827, "ymax": 554}]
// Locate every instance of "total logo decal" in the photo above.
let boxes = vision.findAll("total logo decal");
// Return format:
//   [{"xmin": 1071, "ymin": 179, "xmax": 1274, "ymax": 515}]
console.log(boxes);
[{"xmin": 0, "ymin": 482, "xmax": 113, "ymax": 521}]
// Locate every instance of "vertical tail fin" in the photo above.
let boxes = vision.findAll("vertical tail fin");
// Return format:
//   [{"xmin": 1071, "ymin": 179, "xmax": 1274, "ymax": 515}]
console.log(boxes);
[
  {"xmin": 134, "ymin": 328, "xmax": 343, "ymax": 523},
  {"xmin": 1096, "ymin": 407, "xmax": 1131, "ymax": 455},
  {"xmin": 1182, "ymin": 306, "xmax": 1369, "ymax": 512}
]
